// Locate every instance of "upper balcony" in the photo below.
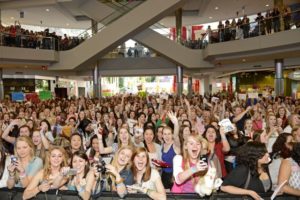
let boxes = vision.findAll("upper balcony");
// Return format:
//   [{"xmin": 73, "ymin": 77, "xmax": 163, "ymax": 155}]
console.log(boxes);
[{"xmin": 1, "ymin": 7, "xmax": 300, "ymax": 73}]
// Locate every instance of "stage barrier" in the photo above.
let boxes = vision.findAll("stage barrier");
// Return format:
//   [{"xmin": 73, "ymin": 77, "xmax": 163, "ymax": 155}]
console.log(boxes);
[{"xmin": 0, "ymin": 188, "xmax": 299, "ymax": 200}]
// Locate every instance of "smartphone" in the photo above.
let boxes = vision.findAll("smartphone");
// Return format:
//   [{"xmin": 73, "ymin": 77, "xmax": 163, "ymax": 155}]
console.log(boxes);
[
  {"xmin": 199, "ymin": 154, "xmax": 208, "ymax": 164},
  {"xmin": 11, "ymin": 155, "xmax": 18, "ymax": 164},
  {"xmin": 67, "ymin": 168, "xmax": 77, "ymax": 176}
]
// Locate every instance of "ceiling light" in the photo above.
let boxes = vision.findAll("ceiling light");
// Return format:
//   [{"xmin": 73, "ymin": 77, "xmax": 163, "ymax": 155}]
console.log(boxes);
[
  {"xmin": 209, "ymin": 16, "xmax": 213, "ymax": 19},
  {"xmin": 265, "ymin": 4, "xmax": 269, "ymax": 7},
  {"xmin": 215, "ymin": 6, "xmax": 219, "ymax": 10},
  {"xmin": 46, "ymin": 8, "xmax": 50, "ymax": 12}
]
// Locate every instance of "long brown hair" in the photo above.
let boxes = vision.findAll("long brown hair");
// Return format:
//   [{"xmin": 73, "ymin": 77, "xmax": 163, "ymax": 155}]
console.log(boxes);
[
  {"xmin": 32, "ymin": 129, "xmax": 47, "ymax": 163},
  {"xmin": 131, "ymin": 147, "xmax": 151, "ymax": 183},
  {"xmin": 43, "ymin": 146, "xmax": 68, "ymax": 180}
]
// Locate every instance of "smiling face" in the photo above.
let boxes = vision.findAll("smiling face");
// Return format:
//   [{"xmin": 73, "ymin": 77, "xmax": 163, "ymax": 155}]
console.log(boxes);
[
  {"xmin": 91, "ymin": 137, "xmax": 99, "ymax": 152},
  {"xmin": 117, "ymin": 149, "xmax": 132, "ymax": 167},
  {"xmin": 50, "ymin": 149, "xmax": 64, "ymax": 168},
  {"xmin": 16, "ymin": 140, "xmax": 32, "ymax": 158},
  {"xmin": 183, "ymin": 126, "xmax": 191, "ymax": 141},
  {"xmin": 144, "ymin": 129, "xmax": 154, "ymax": 144},
  {"xmin": 258, "ymin": 152, "xmax": 270, "ymax": 165},
  {"xmin": 32, "ymin": 131, "xmax": 41, "ymax": 146},
  {"xmin": 71, "ymin": 135, "xmax": 82, "ymax": 150},
  {"xmin": 185, "ymin": 136, "xmax": 202, "ymax": 160},
  {"xmin": 119, "ymin": 128, "xmax": 129, "ymax": 144},
  {"xmin": 205, "ymin": 127, "xmax": 217, "ymax": 143},
  {"xmin": 162, "ymin": 128, "xmax": 173, "ymax": 144},
  {"xmin": 72, "ymin": 155, "xmax": 87, "ymax": 174},
  {"xmin": 134, "ymin": 151, "xmax": 148, "ymax": 171},
  {"xmin": 268, "ymin": 115, "xmax": 277, "ymax": 127}
]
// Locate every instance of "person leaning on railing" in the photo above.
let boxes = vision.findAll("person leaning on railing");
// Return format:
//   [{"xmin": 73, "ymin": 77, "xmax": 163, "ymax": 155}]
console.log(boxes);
[
  {"xmin": 221, "ymin": 141, "xmax": 272, "ymax": 200},
  {"xmin": 23, "ymin": 146, "xmax": 68, "ymax": 200},
  {"xmin": 7, "ymin": 136, "xmax": 43, "ymax": 189}
]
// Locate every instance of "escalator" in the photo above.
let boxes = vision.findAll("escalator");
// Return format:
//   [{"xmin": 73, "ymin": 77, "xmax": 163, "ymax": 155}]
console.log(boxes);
[
  {"xmin": 97, "ymin": 0, "xmax": 213, "ymax": 69},
  {"xmin": 50, "ymin": 0, "xmax": 187, "ymax": 70}
]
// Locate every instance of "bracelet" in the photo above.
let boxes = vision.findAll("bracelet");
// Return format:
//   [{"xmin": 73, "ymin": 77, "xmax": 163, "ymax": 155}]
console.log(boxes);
[
  {"xmin": 77, "ymin": 186, "xmax": 85, "ymax": 194},
  {"xmin": 191, "ymin": 166, "xmax": 197, "ymax": 174},
  {"xmin": 9, "ymin": 175, "xmax": 15, "ymax": 179},
  {"xmin": 19, "ymin": 172, "xmax": 26, "ymax": 179},
  {"xmin": 116, "ymin": 182, "xmax": 125, "ymax": 187}
]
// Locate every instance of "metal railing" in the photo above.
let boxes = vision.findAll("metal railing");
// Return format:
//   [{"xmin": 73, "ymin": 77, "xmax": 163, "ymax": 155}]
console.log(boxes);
[
  {"xmin": 0, "ymin": 31, "xmax": 61, "ymax": 50},
  {"xmin": 0, "ymin": 188, "xmax": 299, "ymax": 200}
]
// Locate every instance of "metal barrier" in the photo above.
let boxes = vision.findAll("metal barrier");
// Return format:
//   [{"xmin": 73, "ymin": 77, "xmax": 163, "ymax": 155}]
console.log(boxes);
[{"xmin": 0, "ymin": 188, "xmax": 299, "ymax": 200}]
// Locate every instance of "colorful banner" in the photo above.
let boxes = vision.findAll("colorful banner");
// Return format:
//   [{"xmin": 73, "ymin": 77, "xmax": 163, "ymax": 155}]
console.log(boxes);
[
  {"xmin": 12, "ymin": 92, "xmax": 24, "ymax": 101},
  {"xmin": 39, "ymin": 91, "xmax": 52, "ymax": 100}
]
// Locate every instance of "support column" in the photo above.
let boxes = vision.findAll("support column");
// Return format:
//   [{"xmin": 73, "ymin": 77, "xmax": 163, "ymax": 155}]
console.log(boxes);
[
  {"xmin": 55, "ymin": 76, "xmax": 59, "ymax": 88},
  {"xmin": 93, "ymin": 62, "xmax": 101, "ymax": 98},
  {"xmin": 91, "ymin": 19, "xmax": 98, "ymax": 36},
  {"xmin": 175, "ymin": 8, "xmax": 182, "ymax": 43},
  {"xmin": 275, "ymin": 59, "xmax": 284, "ymax": 96},
  {"xmin": 188, "ymin": 76, "xmax": 193, "ymax": 97},
  {"xmin": 0, "ymin": 68, "xmax": 4, "ymax": 100},
  {"xmin": 176, "ymin": 66, "xmax": 183, "ymax": 95},
  {"xmin": 201, "ymin": 75, "xmax": 210, "ymax": 95}
]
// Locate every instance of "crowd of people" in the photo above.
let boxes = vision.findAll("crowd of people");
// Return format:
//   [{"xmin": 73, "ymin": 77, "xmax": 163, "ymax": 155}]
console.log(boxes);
[
  {"xmin": 0, "ymin": 22, "xmax": 85, "ymax": 50},
  {"xmin": 182, "ymin": 5, "xmax": 298, "ymax": 49},
  {"xmin": 0, "ymin": 93, "xmax": 299, "ymax": 200}
]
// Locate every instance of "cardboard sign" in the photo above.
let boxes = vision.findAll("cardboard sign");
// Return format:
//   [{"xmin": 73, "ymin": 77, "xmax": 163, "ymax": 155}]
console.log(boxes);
[
  {"xmin": 211, "ymin": 97, "xmax": 219, "ymax": 103},
  {"xmin": 218, "ymin": 118, "xmax": 234, "ymax": 133},
  {"xmin": 248, "ymin": 92, "xmax": 258, "ymax": 99},
  {"xmin": 39, "ymin": 91, "xmax": 52, "ymax": 100},
  {"xmin": 238, "ymin": 93, "xmax": 247, "ymax": 100},
  {"xmin": 11, "ymin": 92, "xmax": 24, "ymax": 101}
]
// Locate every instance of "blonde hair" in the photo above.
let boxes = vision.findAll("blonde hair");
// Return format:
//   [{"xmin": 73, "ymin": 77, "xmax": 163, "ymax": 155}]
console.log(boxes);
[
  {"xmin": 182, "ymin": 134, "xmax": 206, "ymax": 186},
  {"xmin": 182, "ymin": 134, "xmax": 205, "ymax": 171},
  {"xmin": 109, "ymin": 145, "xmax": 134, "ymax": 190},
  {"xmin": 14, "ymin": 136, "xmax": 35, "ymax": 159},
  {"xmin": 13, "ymin": 136, "xmax": 35, "ymax": 182},
  {"xmin": 43, "ymin": 146, "xmax": 68, "ymax": 180},
  {"xmin": 117, "ymin": 127, "xmax": 133, "ymax": 148}
]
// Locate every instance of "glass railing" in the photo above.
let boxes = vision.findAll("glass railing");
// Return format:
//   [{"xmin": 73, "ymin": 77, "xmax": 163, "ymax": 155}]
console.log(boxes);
[
  {"xmin": 0, "ymin": 31, "xmax": 62, "ymax": 50},
  {"xmin": 104, "ymin": 43, "xmax": 155, "ymax": 58}
]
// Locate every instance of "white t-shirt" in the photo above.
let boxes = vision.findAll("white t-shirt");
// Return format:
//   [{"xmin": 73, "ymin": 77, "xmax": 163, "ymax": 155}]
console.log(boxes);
[
  {"xmin": 269, "ymin": 157, "xmax": 282, "ymax": 190},
  {"xmin": 0, "ymin": 156, "xmax": 11, "ymax": 188},
  {"xmin": 141, "ymin": 168, "xmax": 160, "ymax": 191},
  {"xmin": 283, "ymin": 125, "xmax": 292, "ymax": 134},
  {"xmin": 173, "ymin": 155, "xmax": 184, "ymax": 184}
]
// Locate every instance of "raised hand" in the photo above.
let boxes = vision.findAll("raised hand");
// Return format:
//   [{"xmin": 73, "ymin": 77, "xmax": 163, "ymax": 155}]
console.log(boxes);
[{"xmin": 167, "ymin": 111, "xmax": 178, "ymax": 124}]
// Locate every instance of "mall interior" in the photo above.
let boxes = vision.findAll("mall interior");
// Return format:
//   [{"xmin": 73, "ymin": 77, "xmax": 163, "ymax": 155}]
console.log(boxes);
[
  {"xmin": 0, "ymin": 0, "xmax": 299, "ymax": 100},
  {"xmin": 1, "ymin": 1, "xmax": 300, "ymax": 200}
]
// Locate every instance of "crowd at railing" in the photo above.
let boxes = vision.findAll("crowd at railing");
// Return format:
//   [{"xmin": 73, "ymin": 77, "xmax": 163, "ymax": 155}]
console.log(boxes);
[
  {"xmin": 0, "ymin": 92, "xmax": 299, "ymax": 200},
  {"xmin": 1, "ymin": 5, "xmax": 300, "ymax": 53},
  {"xmin": 0, "ymin": 188, "xmax": 299, "ymax": 200},
  {"xmin": 181, "ymin": 7, "xmax": 300, "ymax": 49},
  {"xmin": 0, "ymin": 22, "xmax": 85, "ymax": 51}
]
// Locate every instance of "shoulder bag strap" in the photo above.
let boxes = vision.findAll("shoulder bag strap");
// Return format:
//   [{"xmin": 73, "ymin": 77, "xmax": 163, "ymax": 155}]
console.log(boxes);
[{"xmin": 243, "ymin": 169, "xmax": 251, "ymax": 189}]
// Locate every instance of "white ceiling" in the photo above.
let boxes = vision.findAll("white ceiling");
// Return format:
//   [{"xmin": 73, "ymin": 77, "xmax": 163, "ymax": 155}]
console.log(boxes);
[{"xmin": 1, "ymin": 0, "xmax": 299, "ymax": 30}]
